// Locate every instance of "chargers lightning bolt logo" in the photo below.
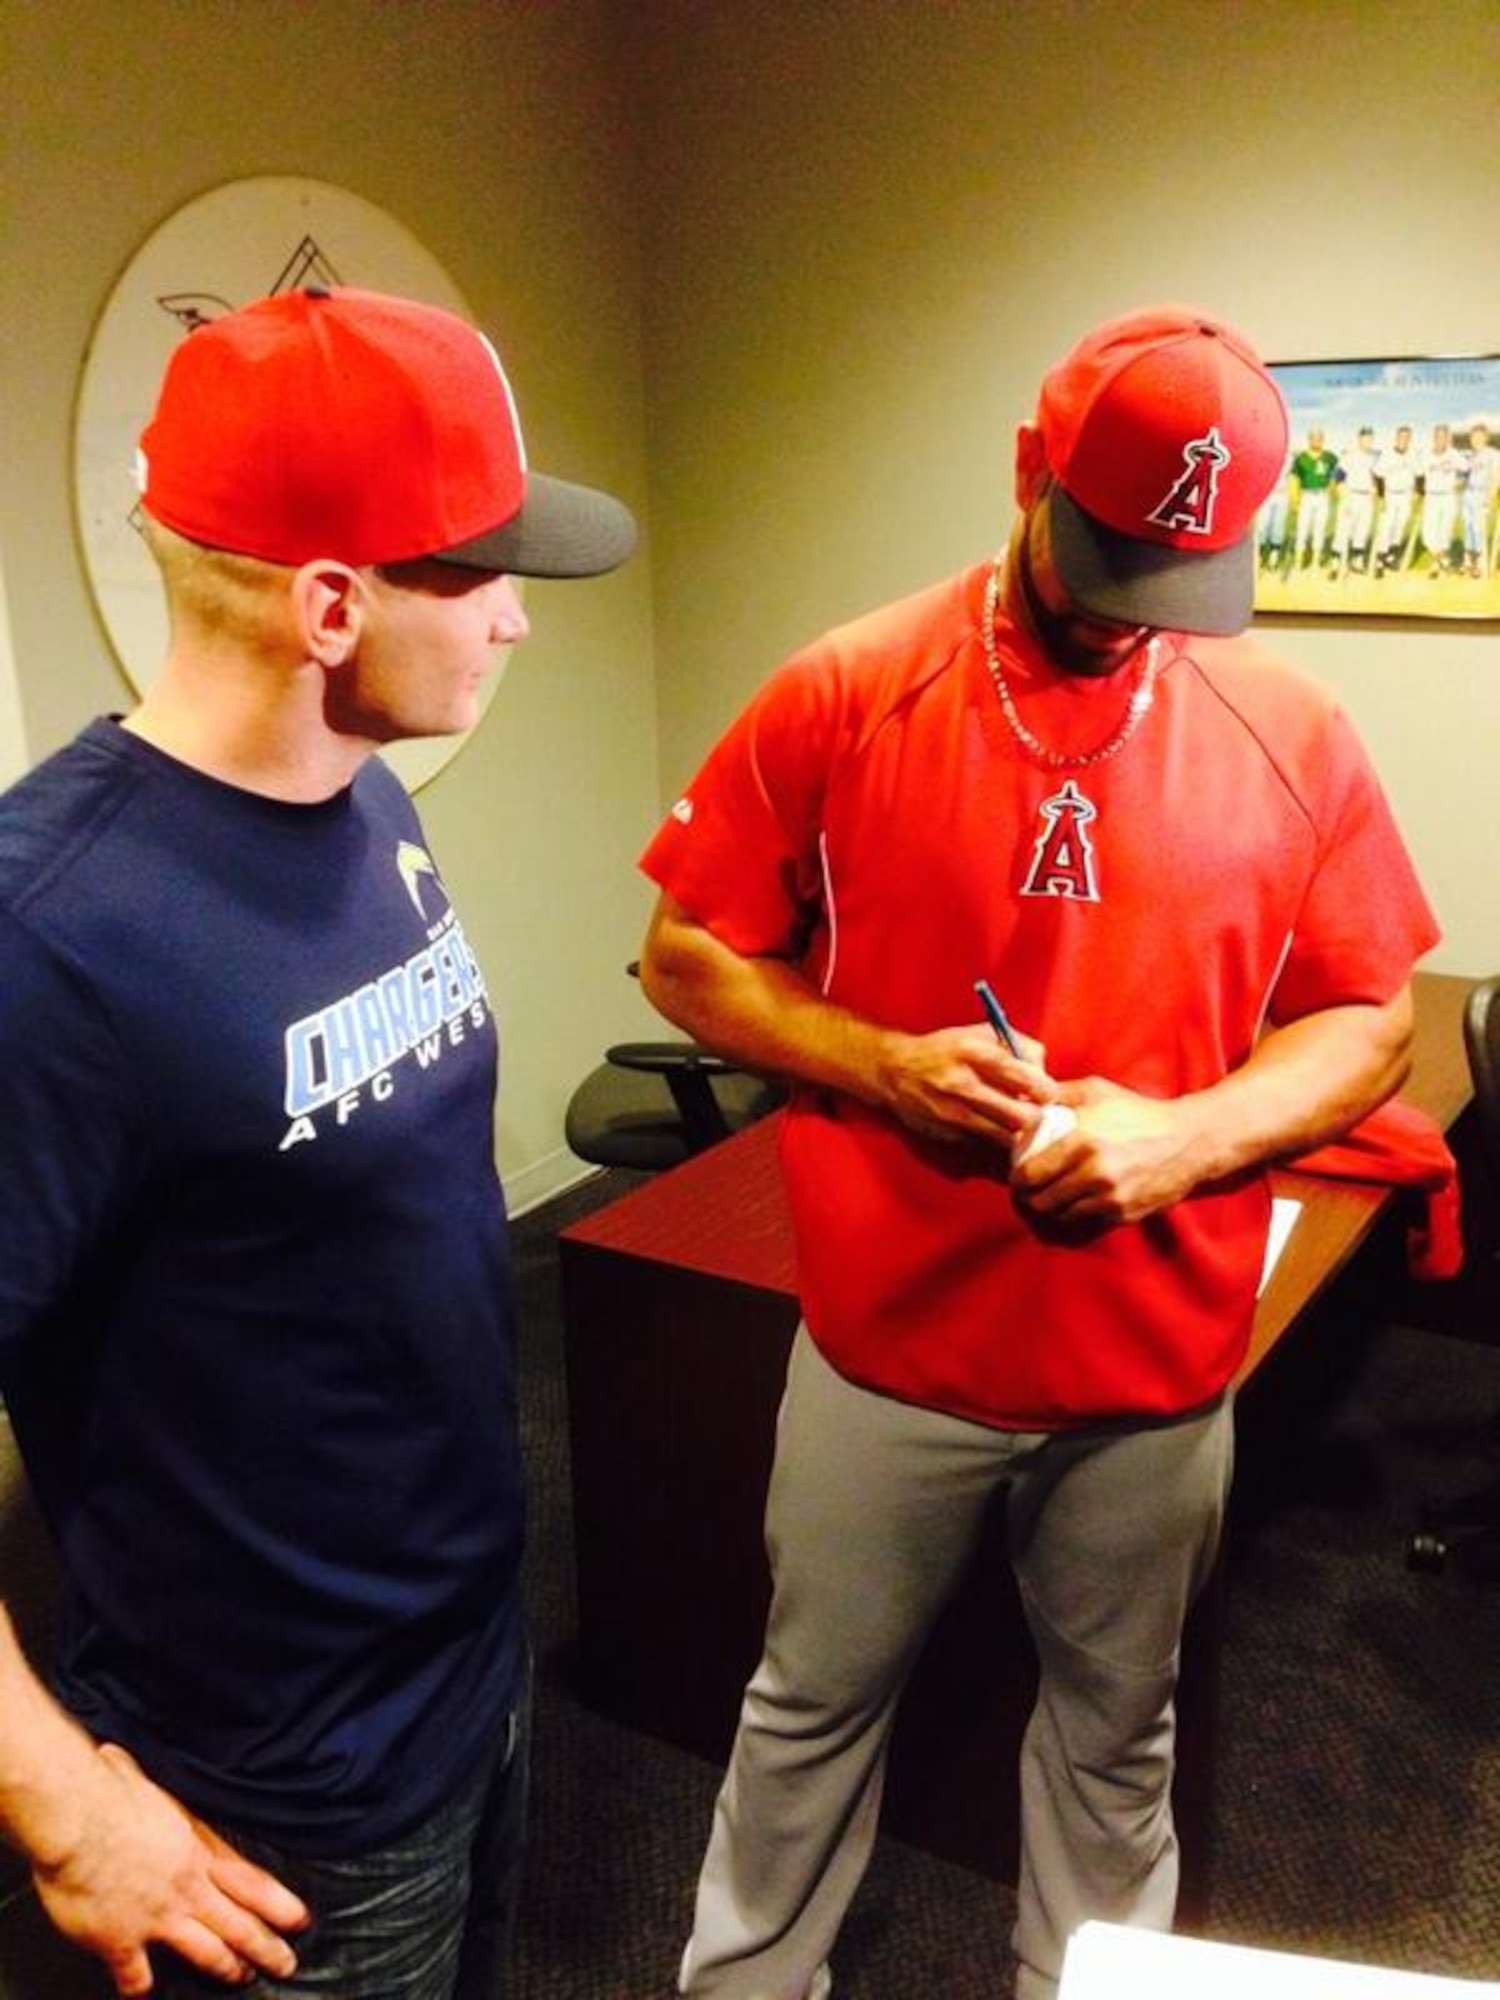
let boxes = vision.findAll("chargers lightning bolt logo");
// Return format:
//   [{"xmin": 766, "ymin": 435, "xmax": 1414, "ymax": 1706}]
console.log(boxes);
[{"xmin": 397, "ymin": 841, "xmax": 444, "ymax": 920}]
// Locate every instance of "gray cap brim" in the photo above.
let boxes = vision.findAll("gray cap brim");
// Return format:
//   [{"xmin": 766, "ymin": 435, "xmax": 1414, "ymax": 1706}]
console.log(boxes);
[
  {"xmin": 435, "ymin": 471, "xmax": 637, "ymax": 579},
  {"xmin": 1048, "ymin": 482, "xmax": 1254, "ymax": 637}
]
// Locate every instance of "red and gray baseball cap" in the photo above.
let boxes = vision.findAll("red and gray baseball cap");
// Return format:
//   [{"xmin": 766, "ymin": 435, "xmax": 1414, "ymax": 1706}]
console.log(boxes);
[
  {"xmin": 1035, "ymin": 306, "xmax": 1288, "ymax": 635},
  {"xmin": 136, "ymin": 285, "xmax": 636, "ymax": 578}
]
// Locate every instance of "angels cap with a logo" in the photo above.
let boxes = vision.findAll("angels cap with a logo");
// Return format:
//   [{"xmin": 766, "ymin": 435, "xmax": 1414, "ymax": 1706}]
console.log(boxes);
[
  {"xmin": 1037, "ymin": 305, "xmax": 1289, "ymax": 636},
  {"xmin": 136, "ymin": 285, "xmax": 636, "ymax": 578}
]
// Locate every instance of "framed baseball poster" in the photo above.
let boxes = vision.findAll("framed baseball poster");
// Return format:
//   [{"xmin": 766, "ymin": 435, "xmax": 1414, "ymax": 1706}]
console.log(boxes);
[{"xmin": 1253, "ymin": 354, "xmax": 1500, "ymax": 621}]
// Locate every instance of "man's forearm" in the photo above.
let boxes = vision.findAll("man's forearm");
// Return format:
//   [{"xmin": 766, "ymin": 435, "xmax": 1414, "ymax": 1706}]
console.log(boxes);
[
  {"xmin": 1170, "ymin": 990, "xmax": 1415, "ymax": 1186},
  {"xmin": 0, "ymin": 1603, "xmax": 104, "ymax": 1869},
  {"xmin": 641, "ymin": 919, "xmax": 892, "ymax": 1106},
  {"xmin": 1024, "ymin": 987, "xmax": 1417, "ymax": 1225},
  {"xmin": 639, "ymin": 893, "xmax": 1055, "ymax": 1148},
  {"xmin": 0, "ymin": 1602, "xmax": 310, "ymax": 1994}
]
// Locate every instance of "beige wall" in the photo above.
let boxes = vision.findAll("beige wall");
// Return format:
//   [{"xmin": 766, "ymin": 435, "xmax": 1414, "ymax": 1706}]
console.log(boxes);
[
  {"xmin": 0, "ymin": 549, "xmax": 25, "ymax": 790},
  {"xmin": 2, "ymin": 0, "xmax": 662, "ymax": 1209},
  {"xmin": 635, "ymin": 0, "xmax": 1500, "ymax": 979}
]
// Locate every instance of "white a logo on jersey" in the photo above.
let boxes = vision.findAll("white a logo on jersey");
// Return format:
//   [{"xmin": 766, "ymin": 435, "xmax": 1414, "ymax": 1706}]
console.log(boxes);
[
  {"xmin": 1020, "ymin": 779, "xmax": 1100, "ymax": 902},
  {"xmin": 1146, "ymin": 425, "xmax": 1231, "ymax": 536}
]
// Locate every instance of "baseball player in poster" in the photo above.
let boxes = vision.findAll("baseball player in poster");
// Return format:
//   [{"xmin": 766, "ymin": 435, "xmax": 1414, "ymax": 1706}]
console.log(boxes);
[
  {"xmin": 1330, "ymin": 423, "xmax": 1379, "ymax": 579},
  {"xmin": 1460, "ymin": 420, "xmax": 1499, "ymax": 579},
  {"xmin": 1290, "ymin": 426, "xmax": 1339, "ymax": 571},
  {"xmin": 1375, "ymin": 424, "xmax": 1419, "ymax": 572},
  {"xmin": 1417, "ymin": 423, "xmax": 1463, "ymax": 574},
  {"xmin": 1257, "ymin": 443, "xmax": 1294, "ymax": 575}
]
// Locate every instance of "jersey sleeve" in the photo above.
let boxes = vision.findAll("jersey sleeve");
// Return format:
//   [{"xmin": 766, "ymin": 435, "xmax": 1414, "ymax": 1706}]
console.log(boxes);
[
  {"xmin": 1269, "ymin": 706, "xmax": 1441, "ymax": 1022},
  {"xmin": 639, "ymin": 646, "xmax": 843, "ymax": 957},
  {"xmin": 0, "ymin": 912, "xmax": 143, "ymax": 1375}
]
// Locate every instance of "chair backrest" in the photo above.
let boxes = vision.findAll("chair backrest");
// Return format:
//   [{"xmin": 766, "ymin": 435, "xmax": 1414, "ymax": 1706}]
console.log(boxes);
[
  {"xmin": 564, "ymin": 1040, "xmax": 784, "ymax": 1173},
  {"xmin": 1463, "ymin": 974, "xmax": 1500, "ymax": 1180}
]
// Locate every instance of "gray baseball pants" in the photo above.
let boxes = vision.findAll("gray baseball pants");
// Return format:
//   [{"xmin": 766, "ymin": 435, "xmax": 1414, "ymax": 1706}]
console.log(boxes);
[{"xmin": 679, "ymin": 1327, "xmax": 1235, "ymax": 2000}]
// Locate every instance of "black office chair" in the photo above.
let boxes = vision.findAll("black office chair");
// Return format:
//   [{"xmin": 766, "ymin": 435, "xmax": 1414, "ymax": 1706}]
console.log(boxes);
[
  {"xmin": 1407, "ymin": 973, "xmax": 1500, "ymax": 1579},
  {"xmin": 564, "ymin": 966, "xmax": 786, "ymax": 1172}
]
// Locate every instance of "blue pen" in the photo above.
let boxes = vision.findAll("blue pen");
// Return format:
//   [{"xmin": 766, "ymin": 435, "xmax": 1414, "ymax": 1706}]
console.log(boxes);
[{"xmin": 974, "ymin": 978, "xmax": 1022, "ymax": 1057}]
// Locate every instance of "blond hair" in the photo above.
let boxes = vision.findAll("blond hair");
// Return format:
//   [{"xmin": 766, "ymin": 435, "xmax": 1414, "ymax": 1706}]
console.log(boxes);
[{"xmin": 143, "ymin": 516, "xmax": 295, "ymax": 650}]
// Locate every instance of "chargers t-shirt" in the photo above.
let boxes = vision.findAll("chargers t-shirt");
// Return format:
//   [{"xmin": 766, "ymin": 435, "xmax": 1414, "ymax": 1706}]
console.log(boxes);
[{"xmin": 0, "ymin": 719, "xmax": 524, "ymax": 1854}]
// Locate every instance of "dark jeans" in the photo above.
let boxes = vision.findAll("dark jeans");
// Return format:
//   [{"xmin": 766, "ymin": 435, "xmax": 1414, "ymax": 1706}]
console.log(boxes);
[{"xmin": 155, "ymin": 1659, "xmax": 532, "ymax": 2000}]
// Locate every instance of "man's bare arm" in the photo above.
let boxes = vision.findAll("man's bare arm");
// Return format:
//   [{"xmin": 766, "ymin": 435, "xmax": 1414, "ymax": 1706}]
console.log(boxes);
[
  {"xmin": 1014, "ymin": 986, "xmax": 1415, "ymax": 1224},
  {"xmin": 0, "ymin": 1604, "xmax": 309, "ymax": 1996},
  {"xmin": 640, "ymin": 892, "xmax": 1056, "ymax": 1149},
  {"xmin": 644, "ymin": 894, "xmax": 1414, "ymax": 1228}
]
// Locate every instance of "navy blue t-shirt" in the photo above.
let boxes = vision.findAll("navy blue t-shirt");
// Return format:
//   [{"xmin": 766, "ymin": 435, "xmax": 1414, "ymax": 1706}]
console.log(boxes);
[{"xmin": 0, "ymin": 719, "xmax": 524, "ymax": 1854}]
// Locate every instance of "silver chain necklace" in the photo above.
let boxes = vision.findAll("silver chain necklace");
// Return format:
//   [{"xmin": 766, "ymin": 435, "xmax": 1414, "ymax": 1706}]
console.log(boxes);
[{"xmin": 980, "ymin": 558, "xmax": 1162, "ymax": 771}]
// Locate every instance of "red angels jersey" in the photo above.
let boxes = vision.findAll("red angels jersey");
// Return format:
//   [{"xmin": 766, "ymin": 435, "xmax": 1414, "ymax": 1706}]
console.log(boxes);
[{"xmin": 640, "ymin": 563, "xmax": 1439, "ymax": 1429}]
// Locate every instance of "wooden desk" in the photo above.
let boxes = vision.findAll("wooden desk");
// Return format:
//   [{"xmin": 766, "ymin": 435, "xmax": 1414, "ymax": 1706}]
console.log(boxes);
[{"xmin": 559, "ymin": 971, "xmax": 1474, "ymax": 1906}]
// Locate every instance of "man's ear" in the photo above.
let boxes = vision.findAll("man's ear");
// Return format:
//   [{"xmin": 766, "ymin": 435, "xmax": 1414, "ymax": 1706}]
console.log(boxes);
[
  {"xmin": 1014, "ymin": 423, "xmax": 1049, "ymax": 509},
  {"xmin": 291, "ymin": 561, "xmax": 365, "ymax": 666}
]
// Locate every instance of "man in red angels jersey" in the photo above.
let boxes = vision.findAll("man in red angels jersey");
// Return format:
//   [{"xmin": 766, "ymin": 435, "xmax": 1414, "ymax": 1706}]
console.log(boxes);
[{"xmin": 637, "ymin": 306, "xmax": 1438, "ymax": 2000}]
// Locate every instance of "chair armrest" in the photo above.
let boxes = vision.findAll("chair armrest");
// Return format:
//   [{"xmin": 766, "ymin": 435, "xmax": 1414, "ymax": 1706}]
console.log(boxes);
[
  {"xmin": 604, "ymin": 1043, "xmax": 738, "ymax": 1149},
  {"xmin": 604, "ymin": 1041, "xmax": 739, "ymax": 1076}
]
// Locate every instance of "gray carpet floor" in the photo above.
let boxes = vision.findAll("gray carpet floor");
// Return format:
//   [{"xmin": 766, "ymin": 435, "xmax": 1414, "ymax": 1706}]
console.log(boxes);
[{"xmin": 3, "ymin": 1170, "xmax": 1497, "ymax": 1996}]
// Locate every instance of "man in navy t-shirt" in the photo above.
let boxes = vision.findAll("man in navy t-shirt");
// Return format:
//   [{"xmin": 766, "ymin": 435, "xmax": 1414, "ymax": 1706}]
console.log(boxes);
[{"xmin": 0, "ymin": 288, "xmax": 634, "ymax": 1997}]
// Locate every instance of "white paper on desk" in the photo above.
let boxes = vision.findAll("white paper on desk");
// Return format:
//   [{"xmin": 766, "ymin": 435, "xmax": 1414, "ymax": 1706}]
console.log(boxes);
[
  {"xmin": 1257, "ymin": 1196, "xmax": 1302, "ymax": 1296},
  {"xmin": 1059, "ymin": 1921, "xmax": 1494, "ymax": 1999}
]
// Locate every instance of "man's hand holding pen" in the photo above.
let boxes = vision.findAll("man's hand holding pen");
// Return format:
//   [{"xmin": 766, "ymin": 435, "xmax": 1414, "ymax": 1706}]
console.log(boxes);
[
  {"xmin": 971, "ymin": 980, "xmax": 1199, "ymax": 1224},
  {"xmin": 878, "ymin": 1020, "xmax": 1058, "ymax": 1151}
]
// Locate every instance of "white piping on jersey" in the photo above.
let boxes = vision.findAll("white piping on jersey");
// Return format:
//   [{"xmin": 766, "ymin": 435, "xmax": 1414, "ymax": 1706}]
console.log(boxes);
[
  {"xmin": 818, "ymin": 829, "xmax": 839, "ymax": 996},
  {"xmin": 1253, "ymin": 929, "xmax": 1295, "ymax": 1042}
]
